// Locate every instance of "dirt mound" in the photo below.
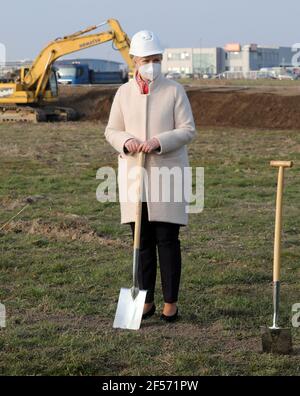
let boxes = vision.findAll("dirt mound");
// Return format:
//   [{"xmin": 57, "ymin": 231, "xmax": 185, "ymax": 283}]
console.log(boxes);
[
  {"xmin": 58, "ymin": 85, "xmax": 300, "ymax": 129},
  {"xmin": 58, "ymin": 85, "xmax": 117, "ymax": 122},
  {"xmin": 188, "ymin": 90, "xmax": 300, "ymax": 129}
]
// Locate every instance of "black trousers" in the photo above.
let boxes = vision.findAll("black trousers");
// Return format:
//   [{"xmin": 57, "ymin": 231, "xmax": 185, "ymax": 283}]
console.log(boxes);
[{"xmin": 129, "ymin": 202, "xmax": 182, "ymax": 304}]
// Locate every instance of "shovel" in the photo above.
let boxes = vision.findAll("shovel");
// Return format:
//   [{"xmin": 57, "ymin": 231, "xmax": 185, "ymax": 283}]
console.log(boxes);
[
  {"xmin": 113, "ymin": 152, "xmax": 147, "ymax": 330},
  {"xmin": 261, "ymin": 160, "xmax": 293, "ymax": 354}
]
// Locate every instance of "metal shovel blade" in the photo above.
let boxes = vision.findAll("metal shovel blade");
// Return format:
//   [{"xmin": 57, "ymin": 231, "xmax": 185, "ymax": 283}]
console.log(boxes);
[
  {"xmin": 261, "ymin": 326, "xmax": 293, "ymax": 354},
  {"xmin": 113, "ymin": 288, "xmax": 147, "ymax": 330}
]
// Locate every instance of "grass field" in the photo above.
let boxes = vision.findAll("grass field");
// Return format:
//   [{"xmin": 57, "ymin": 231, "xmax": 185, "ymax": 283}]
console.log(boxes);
[{"xmin": 0, "ymin": 121, "xmax": 300, "ymax": 376}]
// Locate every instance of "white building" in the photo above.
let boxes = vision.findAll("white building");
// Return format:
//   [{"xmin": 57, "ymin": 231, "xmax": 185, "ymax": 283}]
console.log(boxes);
[
  {"xmin": 224, "ymin": 44, "xmax": 294, "ymax": 72},
  {"xmin": 162, "ymin": 44, "xmax": 295, "ymax": 76},
  {"xmin": 162, "ymin": 47, "xmax": 225, "ymax": 75}
]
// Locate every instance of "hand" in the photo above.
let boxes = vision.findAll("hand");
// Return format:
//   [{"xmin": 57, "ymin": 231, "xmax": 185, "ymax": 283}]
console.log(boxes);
[
  {"xmin": 124, "ymin": 138, "xmax": 141, "ymax": 153},
  {"xmin": 138, "ymin": 138, "xmax": 161, "ymax": 153}
]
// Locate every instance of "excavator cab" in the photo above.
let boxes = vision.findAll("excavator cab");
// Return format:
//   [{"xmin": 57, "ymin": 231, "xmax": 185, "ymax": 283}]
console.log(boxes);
[
  {"xmin": 47, "ymin": 68, "xmax": 59, "ymax": 99},
  {"xmin": 20, "ymin": 66, "xmax": 58, "ymax": 101}
]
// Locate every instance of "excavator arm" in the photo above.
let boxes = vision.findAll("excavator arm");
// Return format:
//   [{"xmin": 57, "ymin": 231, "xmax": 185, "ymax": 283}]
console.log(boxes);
[
  {"xmin": 22, "ymin": 19, "xmax": 134, "ymax": 99},
  {"xmin": 0, "ymin": 18, "xmax": 134, "ymax": 122}
]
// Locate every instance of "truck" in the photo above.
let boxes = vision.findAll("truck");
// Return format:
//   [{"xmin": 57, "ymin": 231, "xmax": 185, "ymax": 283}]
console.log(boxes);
[{"xmin": 56, "ymin": 63, "xmax": 128, "ymax": 85}]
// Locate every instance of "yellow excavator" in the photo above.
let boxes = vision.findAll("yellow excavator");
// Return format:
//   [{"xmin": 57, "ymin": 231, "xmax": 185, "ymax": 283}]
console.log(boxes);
[{"xmin": 0, "ymin": 19, "xmax": 134, "ymax": 123}]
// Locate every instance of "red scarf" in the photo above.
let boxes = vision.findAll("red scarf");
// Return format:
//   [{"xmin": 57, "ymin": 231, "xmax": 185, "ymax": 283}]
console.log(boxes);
[{"xmin": 135, "ymin": 70, "xmax": 149, "ymax": 94}]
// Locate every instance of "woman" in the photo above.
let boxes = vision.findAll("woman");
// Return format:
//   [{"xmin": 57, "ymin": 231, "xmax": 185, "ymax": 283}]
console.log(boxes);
[{"xmin": 105, "ymin": 30, "xmax": 196, "ymax": 322}]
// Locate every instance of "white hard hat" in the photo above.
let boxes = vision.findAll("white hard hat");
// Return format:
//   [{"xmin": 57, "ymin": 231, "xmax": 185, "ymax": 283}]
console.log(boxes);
[{"xmin": 129, "ymin": 30, "xmax": 164, "ymax": 57}]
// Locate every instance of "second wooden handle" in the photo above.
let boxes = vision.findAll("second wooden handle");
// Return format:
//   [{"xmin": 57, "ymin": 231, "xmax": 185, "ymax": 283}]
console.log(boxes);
[
  {"xmin": 271, "ymin": 160, "xmax": 293, "ymax": 282},
  {"xmin": 270, "ymin": 160, "xmax": 293, "ymax": 169},
  {"xmin": 273, "ymin": 166, "xmax": 284, "ymax": 282}
]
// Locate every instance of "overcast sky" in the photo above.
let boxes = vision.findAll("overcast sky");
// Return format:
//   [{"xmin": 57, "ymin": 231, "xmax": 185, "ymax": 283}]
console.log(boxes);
[{"xmin": 1, "ymin": 0, "xmax": 300, "ymax": 62}]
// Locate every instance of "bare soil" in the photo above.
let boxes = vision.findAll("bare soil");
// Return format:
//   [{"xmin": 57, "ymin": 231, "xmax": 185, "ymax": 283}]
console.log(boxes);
[{"xmin": 58, "ymin": 83, "xmax": 300, "ymax": 129}]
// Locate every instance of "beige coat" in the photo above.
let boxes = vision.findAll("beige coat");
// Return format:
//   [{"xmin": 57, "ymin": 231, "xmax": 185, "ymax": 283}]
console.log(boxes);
[{"xmin": 105, "ymin": 73, "xmax": 196, "ymax": 226}]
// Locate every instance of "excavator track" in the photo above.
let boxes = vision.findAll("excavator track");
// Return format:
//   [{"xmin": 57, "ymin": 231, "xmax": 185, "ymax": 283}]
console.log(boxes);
[
  {"xmin": 42, "ymin": 106, "xmax": 79, "ymax": 122},
  {"xmin": 0, "ymin": 105, "xmax": 78, "ymax": 123},
  {"xmin": 0, "ymin": 105, "xmax": 46, "ymax": 123}
]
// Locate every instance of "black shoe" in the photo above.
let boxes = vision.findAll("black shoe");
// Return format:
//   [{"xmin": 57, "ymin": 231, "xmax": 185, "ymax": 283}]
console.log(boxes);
[
  {"xmin": 142, "ymin": 304, "xmax": 156, "ymax": 320},
  {"xmin": 160, "ymin": 308, "xmax": 179, "ymax": 323}
]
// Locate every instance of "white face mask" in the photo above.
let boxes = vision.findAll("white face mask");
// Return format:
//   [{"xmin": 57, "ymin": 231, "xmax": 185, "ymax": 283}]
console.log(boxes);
[{"xmin": 138, "ymin": 62, "xmax": 161, "ymax": 81}]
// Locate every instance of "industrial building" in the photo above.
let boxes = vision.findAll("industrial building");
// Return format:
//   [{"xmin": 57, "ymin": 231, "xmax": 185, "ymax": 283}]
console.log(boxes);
[
  {"xmin": 54, "ymin": 58, "xmax": 128, "ymax": 85},
  {"xmin": 54, "ymin": 58, "xmax": 124, "ymax": 72},
  {"xmin": 0, "ymin": 58, "xmax": 125, "ymax": 78},
  {"xmin": 162, "ymin": 44, "xmax": 295, "ymax": 76},
  {"xmin": 162, "ymin": 47, "xmax": 225, "ymax": 75}
]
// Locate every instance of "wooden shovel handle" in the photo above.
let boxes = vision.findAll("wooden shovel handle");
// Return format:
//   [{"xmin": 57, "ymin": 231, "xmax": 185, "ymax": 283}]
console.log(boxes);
[
  {"xmin": 270, "ymin": 161, "xmax": 293, "ymax": 168},
  {"xmin": 134, "ymin": 152, "xmax": 146, "ymax": 250},
  {"xmin": 271, "ymin": 160, "xmax": 293, "ymax": 282}
]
